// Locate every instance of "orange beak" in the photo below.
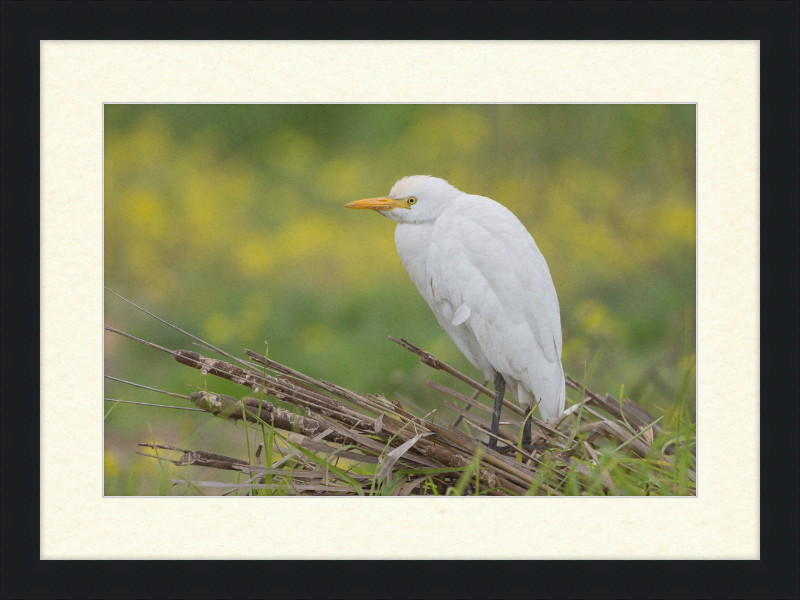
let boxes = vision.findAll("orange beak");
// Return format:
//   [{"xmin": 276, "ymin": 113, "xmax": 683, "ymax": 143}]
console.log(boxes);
[{"xmin": 344, "ymin": 196, "xmax": 406, "ymax": 212}]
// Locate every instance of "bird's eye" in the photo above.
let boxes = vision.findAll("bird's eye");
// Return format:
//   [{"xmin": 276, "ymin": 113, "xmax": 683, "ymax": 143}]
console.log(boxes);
[{"xmin": 407, "ymin": 197, "xmax": 417, "ymax": 205}]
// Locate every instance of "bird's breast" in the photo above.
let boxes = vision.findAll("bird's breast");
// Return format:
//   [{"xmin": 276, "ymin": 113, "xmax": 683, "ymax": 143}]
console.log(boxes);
[{"xmin": 394, "ymin": 222, "xmax": 436, "ymax": 294}]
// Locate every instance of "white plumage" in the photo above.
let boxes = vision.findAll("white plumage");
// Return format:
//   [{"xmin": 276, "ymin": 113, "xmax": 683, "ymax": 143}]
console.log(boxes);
[{"xmin": 346, "ymin": 175, "xmax": 566, "ymax": 430}]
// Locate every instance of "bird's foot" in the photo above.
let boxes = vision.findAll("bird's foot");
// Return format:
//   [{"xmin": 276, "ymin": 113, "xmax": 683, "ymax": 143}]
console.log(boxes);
[
  {"xmin": 479, "ymin": 439, "xmax": 544, "ymax": 455},
  {"xmin": 479, "ymin": 439, "xmax": 498, "ymax": 451},
  {"xmin": 495, "ymin": 442, "xmax": 546, "ymax": 455}
]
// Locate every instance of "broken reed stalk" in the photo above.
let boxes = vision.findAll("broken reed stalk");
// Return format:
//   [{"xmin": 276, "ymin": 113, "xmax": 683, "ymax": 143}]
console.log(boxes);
[
  {"xmin": 388, "ymin": 336, "xmax": 526, "ymax": 417},
  {"xmin": 105, "ymin": 291, "xmax": 694, "ymax": 496}
]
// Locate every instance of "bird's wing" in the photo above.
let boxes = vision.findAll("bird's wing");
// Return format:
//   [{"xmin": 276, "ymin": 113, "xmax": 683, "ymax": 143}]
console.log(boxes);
[{"xmin": 433, "ymin": 197, "xmax": 563, "ymax": 409}]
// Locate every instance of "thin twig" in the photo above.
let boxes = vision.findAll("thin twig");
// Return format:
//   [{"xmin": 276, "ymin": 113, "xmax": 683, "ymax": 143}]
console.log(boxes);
[
  {"xmin": 104, "ymin": 398, "xmax": 205, "ymax": 412},
  {"xmin": 104, "ymin": 375, "xmax": 191, "ymax": 400},
  {"xmin": 389, "ymin": 336, "xmax": 525, "ymax": 416},
  {"xmin": 452, "ymin": 378, "xmax": 489, "ymax": 427}
]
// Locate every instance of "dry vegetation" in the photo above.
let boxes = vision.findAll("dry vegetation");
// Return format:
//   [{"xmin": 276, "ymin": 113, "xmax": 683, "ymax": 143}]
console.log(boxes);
[{"xmin": 105, "ymin": 291, "xmax": 696, "ymax": 497}]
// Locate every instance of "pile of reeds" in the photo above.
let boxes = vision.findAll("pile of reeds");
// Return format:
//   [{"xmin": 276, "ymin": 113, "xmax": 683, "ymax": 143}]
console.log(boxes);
[{"xmin": 105, "ymin": 290, "xmax": 696, "ymax": 496}]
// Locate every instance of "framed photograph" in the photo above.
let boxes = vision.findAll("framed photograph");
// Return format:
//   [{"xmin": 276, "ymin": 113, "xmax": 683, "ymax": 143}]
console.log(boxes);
[
  {"xmin": 102, "ymin": 102, "xmax": 697, "ymax": 499},
  {"xmin": 3, "ymin": 2, "xmax": 796, "ymax": 599}
]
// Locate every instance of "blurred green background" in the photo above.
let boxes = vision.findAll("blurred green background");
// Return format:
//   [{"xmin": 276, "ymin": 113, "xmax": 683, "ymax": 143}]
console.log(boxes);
[{"xmin": 104, "ymin": 104, "xmax": 696, "ymax": 495}]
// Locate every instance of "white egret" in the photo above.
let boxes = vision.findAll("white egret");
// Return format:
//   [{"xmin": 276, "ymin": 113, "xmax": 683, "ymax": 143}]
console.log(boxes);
[{"xmin": 345, "ymin": 175, "xmax": 566, "ymax": 451}]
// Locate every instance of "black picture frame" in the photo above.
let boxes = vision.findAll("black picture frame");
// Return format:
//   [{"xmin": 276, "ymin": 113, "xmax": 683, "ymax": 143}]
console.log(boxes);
[{"xmin": 2, "ymin": 2, "xmax": 797, "ymax": 599}]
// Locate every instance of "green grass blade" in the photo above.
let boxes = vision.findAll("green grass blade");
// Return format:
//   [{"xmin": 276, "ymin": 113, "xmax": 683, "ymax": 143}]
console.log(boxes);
[
  {"xmin": 285, "ymin": 441, "xmax": 365, "ymax": 495},
  {"xmin": 148, "ymin": 424, "xmax": 171, "ymax": 496},
  {"xmin": 104, "ymin": 399, "xmax": 121, "ymax": 420},
  {"xmin": 609, "ymin": 416, "xmax": 663, "ymax": 454},
  {"xmin": 447, "ymin": 446, "xmax": 482, "ymax": 496}
]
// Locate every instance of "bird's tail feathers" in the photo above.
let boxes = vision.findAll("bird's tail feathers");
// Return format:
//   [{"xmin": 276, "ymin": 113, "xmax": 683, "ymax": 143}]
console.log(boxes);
[{"xmin": 525, "ymin": 362, "xmax": 566, "ymax": 422}]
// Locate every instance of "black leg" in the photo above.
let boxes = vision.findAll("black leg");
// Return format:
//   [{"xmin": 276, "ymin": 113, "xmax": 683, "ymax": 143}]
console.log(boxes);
[
  {"xmin": 493, "ymin": 407, "xmax": 546, "ymax": 454},
  {"xmin": 521, "ymin": 408, "xmax": 532, "ymax": 446},
  {"xmin": 487, "ymin": 371, "xmax": 505, "ymax": 450}
]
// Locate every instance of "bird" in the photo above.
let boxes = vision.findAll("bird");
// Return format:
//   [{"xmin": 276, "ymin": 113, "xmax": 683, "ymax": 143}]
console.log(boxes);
[{"xmin": 345, "ymin": 175, "xmax": 566, "ymax": 451}]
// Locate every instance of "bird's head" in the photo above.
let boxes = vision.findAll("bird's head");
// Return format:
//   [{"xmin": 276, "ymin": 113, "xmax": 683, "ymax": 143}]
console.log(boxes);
[{"xmin": 345, "ymin": 175, "xmax": 461, "ymax": 224}]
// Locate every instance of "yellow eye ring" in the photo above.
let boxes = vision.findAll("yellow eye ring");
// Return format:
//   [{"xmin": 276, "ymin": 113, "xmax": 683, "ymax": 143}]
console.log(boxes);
[{"xmin": 407, "ymin": 197, "xmax": 417, "ymax": 205}]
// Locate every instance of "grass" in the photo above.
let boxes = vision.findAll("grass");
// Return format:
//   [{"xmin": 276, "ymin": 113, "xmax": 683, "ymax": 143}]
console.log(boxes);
[{"xmin": 106, "ymin": 292, "xmax": 696, "ymax": 497}]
